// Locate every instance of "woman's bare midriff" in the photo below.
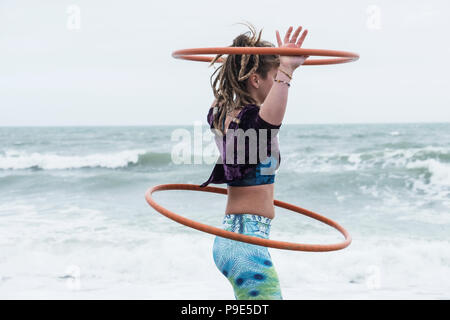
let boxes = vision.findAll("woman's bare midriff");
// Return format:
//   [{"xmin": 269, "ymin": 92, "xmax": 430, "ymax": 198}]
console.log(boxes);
[
  {"xmin": 225, "ymin": 184, "xmax": 275, "ymax": 219},
  {"xmin": 222, "ymin": 108, "xmax": 276, "ymax": 220}
]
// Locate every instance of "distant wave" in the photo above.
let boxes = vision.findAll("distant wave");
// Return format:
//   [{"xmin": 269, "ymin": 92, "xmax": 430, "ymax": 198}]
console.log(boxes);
[
  {"xmin": 351, "ymin": 132, "xmax": 387, "ymax": 138},
  {"xmin": 297, "ymin": 134, "xmax": 339, "ymax": 140},
  {"xmin": 406, "ymin": 158, "xmax": 450, "ymax": 188},
  {"xmin": 285, "ymin": 146, "xmax": 450, "ymax": 187},
  {"xmin": 0, "ymin": 149, "xmax": 173, "ymax": 170}
]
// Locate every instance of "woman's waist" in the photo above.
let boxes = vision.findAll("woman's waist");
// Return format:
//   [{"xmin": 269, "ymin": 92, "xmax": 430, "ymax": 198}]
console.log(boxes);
[
  {"xmin": 226, "ymin": 184, "xmax": 275, "ymax": 219},
  {"xmin": 227, "ymin": 183, "xmax": 274, "ymax": 201}
]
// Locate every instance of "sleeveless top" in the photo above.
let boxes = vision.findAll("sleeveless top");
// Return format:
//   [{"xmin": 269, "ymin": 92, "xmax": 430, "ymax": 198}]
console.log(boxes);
[{"xmin": 199, "ymin": 103, "xmax": 282, "ymax": 187}]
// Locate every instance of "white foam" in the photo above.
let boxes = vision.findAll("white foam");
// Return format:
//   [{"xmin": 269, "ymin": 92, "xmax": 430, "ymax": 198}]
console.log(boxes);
[
  {"xmin": 1, "ymin": 227, "xmax": 449, "ymax": 299},
  {"xmin": 284, "ymin": 145, "xmax": 449, "ymax": 174},
  {"xmin": 1, "ymin": 197, "xmax": 449, "ymax": 299},
  {"xmin": 406, "ymin": 158, "xmax": 450, "ymax": 187},
  {"xmin": 0, "ymin": 149, "xmax": 147, "ymax": 170},
  {"xmin": 395, "ymin": 210, "xmax": 450, "ymax": 225}
]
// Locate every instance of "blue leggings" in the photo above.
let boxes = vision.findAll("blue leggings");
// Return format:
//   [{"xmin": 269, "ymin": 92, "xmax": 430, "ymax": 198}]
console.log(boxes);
[{"xmin": 212, "ymin": 213, "xmax": 283, "ymax": 300}]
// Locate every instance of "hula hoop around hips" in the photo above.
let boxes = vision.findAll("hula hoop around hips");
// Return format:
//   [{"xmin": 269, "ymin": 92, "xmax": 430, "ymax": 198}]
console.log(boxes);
[
  {"xmin": 172, "ymin": 47, "xmax": 359, "ymax": 65},
  {"xmin": 145, "ymin": 184, "xmax": 352, "ymax": 252}
]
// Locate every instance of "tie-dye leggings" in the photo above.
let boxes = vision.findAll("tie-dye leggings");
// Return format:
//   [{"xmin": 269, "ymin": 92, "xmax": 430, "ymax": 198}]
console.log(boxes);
[{"xmin": 212, "ymin": 213, "xmax": 283, "ymax": 300}]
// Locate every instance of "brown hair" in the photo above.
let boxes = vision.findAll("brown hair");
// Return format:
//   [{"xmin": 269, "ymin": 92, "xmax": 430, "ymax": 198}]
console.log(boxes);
[{"xmin": 208, "ymin": 21, "xmax": 280, "ymax": 135}]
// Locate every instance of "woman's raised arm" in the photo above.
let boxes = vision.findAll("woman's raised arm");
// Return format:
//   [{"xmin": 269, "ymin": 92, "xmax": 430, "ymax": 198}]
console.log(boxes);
[{"xmin": 259, "ymin": 26, "xmax": 309, "ymax": 126}]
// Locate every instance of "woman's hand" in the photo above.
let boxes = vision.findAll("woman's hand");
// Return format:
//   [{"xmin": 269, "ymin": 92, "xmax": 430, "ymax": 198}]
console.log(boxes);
[{"xmin": 275, "ymin": 26, "xmax": 309, "ymax": 72}]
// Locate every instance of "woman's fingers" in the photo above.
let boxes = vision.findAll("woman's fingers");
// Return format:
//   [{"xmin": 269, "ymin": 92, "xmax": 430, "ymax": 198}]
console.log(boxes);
[
  {"xmin": 290, "ymin": 26, "xmax": 303, "ymax": 43},
  {"xmin": 284, "ymin": 26, "xmax": 293, "ymax": 44},
  {"xmin": 275, "ymin": 30, "xmax": 282, "ymax": 47},
  {"xmin": 297, "ymin": 29, "xmax": 308, "ymax": 47},
  {"xmin": 277, "ymin": 26, "xmax": 308, "ymax": 48}
]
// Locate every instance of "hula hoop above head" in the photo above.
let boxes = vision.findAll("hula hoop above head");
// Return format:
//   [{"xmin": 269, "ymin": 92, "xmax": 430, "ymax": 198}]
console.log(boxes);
[
  {"xmin": 172, "ymin": 47, "xmax": 360, "ymax": 65},
  {"xmin": 145, "ymin": 184, "xmax": 352, "ymax": 252}
]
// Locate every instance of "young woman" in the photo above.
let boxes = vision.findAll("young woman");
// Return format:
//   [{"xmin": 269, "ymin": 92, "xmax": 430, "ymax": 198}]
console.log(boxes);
[{"xmin": 199, "ymin": 22, "xmax": 309, "ymax": 300}]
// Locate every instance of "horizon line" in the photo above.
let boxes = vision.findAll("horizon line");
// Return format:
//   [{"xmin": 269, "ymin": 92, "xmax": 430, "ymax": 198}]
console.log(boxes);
[{"xmin": 0, "ymin": 121, "xmax": 449, "ymax": 128}]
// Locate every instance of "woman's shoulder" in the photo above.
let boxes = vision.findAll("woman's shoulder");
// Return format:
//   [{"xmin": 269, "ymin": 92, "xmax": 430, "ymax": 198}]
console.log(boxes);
[
  {"xmin": 206, "ymin": 103, "xmax": 281, "ymax": 130},
  {"xmin": 206, "ymin": 100, "xmax": 227, "ymax": 125},
  {"xmin": 241, "ymin": 103, "xmax": 260, "ymax": 114},
  {"xmin": 239, "ymin": 104, "xmax": 282, "ymax": 130},
  {"xmin": 206, "ymin": 106, "xmax": 215, "ymax": 126},
  {"xmin": 206, "ymin": 103, "xmax": 257, "ymax": 126}
]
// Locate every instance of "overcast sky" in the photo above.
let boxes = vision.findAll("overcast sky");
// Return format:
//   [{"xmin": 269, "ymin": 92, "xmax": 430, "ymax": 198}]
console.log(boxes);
[{"xmin": 0, "ymin": 0, "xmax": 449, "ymax": 126}]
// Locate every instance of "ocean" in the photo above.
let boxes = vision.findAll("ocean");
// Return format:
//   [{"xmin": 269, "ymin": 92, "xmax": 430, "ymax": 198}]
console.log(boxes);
[{"xmin": 0, "ymin": 123, "xmax": 449, "ymax": 299}]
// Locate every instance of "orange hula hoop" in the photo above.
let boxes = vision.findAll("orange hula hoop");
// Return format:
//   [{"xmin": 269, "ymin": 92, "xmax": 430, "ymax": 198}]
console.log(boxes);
[
  {"xmin": 172, "ymin": 47, "xmax": 359, "ymax": 65},
  {"xmin": 145, "ymin": 184, "xmax": 352, "ymax": 252}
]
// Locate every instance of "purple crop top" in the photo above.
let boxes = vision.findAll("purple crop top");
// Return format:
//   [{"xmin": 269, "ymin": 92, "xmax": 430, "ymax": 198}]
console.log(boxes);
[{"xmin": 199, "ymin": 103, "xmax": 282, "ymax": 187}]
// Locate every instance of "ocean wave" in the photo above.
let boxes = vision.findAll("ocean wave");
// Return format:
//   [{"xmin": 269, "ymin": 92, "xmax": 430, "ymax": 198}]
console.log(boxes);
[
  {"xmin": 284, "ymin": 146, "xmax": 450, "ymax": 197},
  {"xmin": 351, "ymin": 131, "xmax": 388, "ymax": 139},
  {"xmin": 376, "ymin": 141, "xmax": 424, "ymax": 149},
  {"xmin": 0, "ymin": 149, "xmax": 173, "ymax": 170},
  {"xmin": 296, "ymin": 134, "xmax": 339, "ymax": 140},
  {"xmin": 406, "ymin": 158, "xmax": 450, "ymax": 187},
  {"xmin": 286, "ymin": 145, "xmax": 450, "ymax": 171}
]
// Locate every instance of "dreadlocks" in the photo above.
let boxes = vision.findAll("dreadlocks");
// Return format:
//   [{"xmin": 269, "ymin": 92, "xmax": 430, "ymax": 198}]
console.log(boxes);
[{"xmin": 208, "ymin": 21, "xmax": 280, "ymax": 135}]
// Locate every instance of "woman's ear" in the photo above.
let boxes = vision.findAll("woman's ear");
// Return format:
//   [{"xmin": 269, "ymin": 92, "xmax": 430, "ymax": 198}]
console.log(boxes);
[
  {"xmin": 246, "ymin": 73, "xmax": 260, "ymax": 90},
  {"xmin": 251, "ymin": 74, "xmax": 259, "ymax": 87}
]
